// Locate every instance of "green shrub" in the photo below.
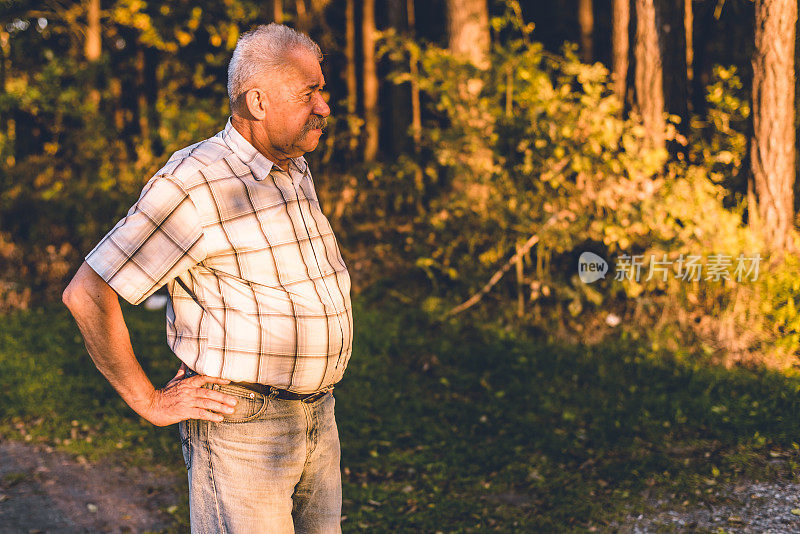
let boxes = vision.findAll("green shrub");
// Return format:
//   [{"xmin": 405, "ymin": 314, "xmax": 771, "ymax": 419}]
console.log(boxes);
[{"xmin": 376, "ymin": 2, "xmax": 798, "ymax": 368}]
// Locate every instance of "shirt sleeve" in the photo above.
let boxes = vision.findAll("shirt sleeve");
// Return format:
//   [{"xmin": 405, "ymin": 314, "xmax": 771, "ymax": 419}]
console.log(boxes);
[{"xmin": 85, "ymin": 174, "xmax": 207, "ymax": 305}]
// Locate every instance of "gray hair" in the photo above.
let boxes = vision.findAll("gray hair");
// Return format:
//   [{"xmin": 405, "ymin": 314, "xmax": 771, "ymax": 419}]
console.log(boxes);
[{"xmin": 227, "ymin": 23, "xmax": 322, "ymax": 110}]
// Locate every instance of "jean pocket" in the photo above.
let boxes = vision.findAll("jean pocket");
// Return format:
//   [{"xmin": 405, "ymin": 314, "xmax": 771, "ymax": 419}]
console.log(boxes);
[
  {"xmin": 178, "ymin": 419, "xmax": 192, "ymax": 470},
  {"xmin": 215, "ymin": 384, "xmax": 269, "ymax": 423}
]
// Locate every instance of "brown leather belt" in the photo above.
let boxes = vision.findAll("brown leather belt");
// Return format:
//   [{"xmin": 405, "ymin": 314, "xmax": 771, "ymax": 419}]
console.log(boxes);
[{"xmin": 231, "ymin": 381, "xmax": 331, "ymax": 404}]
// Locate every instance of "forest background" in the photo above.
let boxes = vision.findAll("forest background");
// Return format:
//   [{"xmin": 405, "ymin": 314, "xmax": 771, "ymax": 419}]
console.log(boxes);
[
  {"xmin": 3, "ymin": 0, "xmax": 800, "ymax": 366},
  {"xmin": 4, "ymin": 0, "xmax": 800, "ymax": 531}
]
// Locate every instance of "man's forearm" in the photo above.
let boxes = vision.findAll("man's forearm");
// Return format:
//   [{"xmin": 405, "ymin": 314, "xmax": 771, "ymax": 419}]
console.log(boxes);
[
  {"xmin": 63, "ymin": 263, "xmax": 157, "ymax": 419},
  {"xmin": 63, "ymin": 262, "xmax": 238, "ymax": 427}
]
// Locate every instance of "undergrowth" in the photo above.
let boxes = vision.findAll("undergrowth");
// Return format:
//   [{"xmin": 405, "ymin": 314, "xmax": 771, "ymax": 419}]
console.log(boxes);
[{"xmin": 1, "ymin": 301, "xmax": 800, "ymax": 531}]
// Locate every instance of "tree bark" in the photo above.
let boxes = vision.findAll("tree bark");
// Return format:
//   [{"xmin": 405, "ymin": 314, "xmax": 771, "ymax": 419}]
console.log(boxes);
[
  {"xmin": 144, "ymin": 47, "xmax": 162, "ymax": 156},
  {"xmin": 0, "ymin": 30, "xmax": 7, "ymax": 95},
  {"xmin": 611, "ymin": 0, "xmax": 630, "ymax": 104},
  {"xmin": 408, "ymin": 0, "xmax": 422, "ymax": 152},
  {"xmin": 345, "ymin": 0, "xmax": 358, "ymax": 154},
  {"xmin": 690, "ymin": 0, "xmax": 713, "ymax": 116},
  {"xmin": 408, "ymin": 0, "xmax": 423, "ymax": 208},
  {"xmin": 362, "ymin": 0, "xmax": 379, "ymax": 161},
  {"xmin": 445, "ymin": 0, "xmax": 493, "ymax": 206},
  {"xmin": 295, "ymin": 0, "xmax": 309, "ymax": 32},
  {"xmin": 388, "ymin": 0, "xmax": 410, "ymax": 156},
  {"xmin": 109, "ymin": 77, "xmax": 124, "ymax": 133},
  {"xmin": 445, "ymin": 0, "xmax": 490, "ymax": 69},
  {"xmin": 579, "ymin": 0, "xmax": 594, "ymax": 63},
  {"xmin": 135, "ymin": 45, "xmax": 149, "ymax": 154},
  {"xmin": 658, "ymin": 0, "xmax": 688, "ymax": 129},
  {"xmin": 273, "ymin": 0, "xmax": 283, "ymax": 23},
  {"xmin": 85, "ymin": 0, "xmax": 101, "ymax": 108},
  {"xmin": 85, "ymin": 0, "xmax": 101, "ymax": 61},
  {"xmin": 749, "ymin": 0, "xmax": 797, "ymax": 252},
  {"xmin": 1, "ymin": 29, "xmax": 9, "ymax": 165},
  {"xmin": 634, "ymin": 0, "xmax": 666, "ymax": 151},
  {"xmin": 685, "ymin": 0, "xmax": 693, "ymax": 83}
]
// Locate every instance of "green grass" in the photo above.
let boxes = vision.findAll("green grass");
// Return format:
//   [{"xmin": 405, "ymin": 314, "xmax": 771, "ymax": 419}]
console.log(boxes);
[{"xmin": 2, "ymin": 301, "xmax": 800, "ymax": 532}]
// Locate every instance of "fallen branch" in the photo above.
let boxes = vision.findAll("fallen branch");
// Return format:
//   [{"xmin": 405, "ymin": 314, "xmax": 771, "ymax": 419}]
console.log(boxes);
[
  {"xmin": 444, "ymin": 229, "xmax": 554, "ymax": 320},
  {"xmin": 443, "ymin": 215, "xmax": 558, "ymax": 318},
  {"xmin": 444, "ymin": 235, "xmax": 540, "ymax": 318}
]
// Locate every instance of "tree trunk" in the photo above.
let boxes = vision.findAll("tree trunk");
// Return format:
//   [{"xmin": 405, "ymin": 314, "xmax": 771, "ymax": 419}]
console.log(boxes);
[
  {"xmin": 0, "ymin": 30, "xmax": 7, "ymax": 96},
  {"xmin": 85, "ymin": 0, "xmax": 101, "ymax": 61},
  {"xmin": 408, "ymin": 0, "xmax": 423, "ymax": 208},
  {"xmin": 388, "ymin": 0, "xmax": 409, "ymax": 156},
  {"xmin": 273, "ymin": 0, "xmax": 283, "ymax": 23},
  {"xmin": 135, "ymin": 45, "xmax": 150, "ymax": 156},
  {"xmin": 85, "ymin": 0, "xmax": 101, "ymax": 108},
  {"xmin": 408, "ymin": 0, "xmax": 422, "ymax": 152},
  {"xmin": 362, "ymin": 0, "xmax": 379, "ymax": 162},
  {"xmin": 690, "ymin": 0, "xmax": 713, "ymax": 116},
  {"xmin": 144, "ymin": 47, "xmax": 162, "ymax": 156},
  {"xmin": 611, "ymin": 0, "xmax": 630, "ymax": 105},
  {"xmin": 445, "ymin": 0, "xmax": 493, "ymax": 207},
  {"xmin": 345, "ymin": 0, "xmax": 358, "ymax": 155},
  {"xmin": 332, "ymin": 0, "xmax": 359, "ymax": 219},
  {"xmin": 749, "ymin": 0, "xmax": 797, "ymax": 252},
  {"xmin": 685, "ymin": 0, "xmax": 693, "ymax": 83},
  {"xmin": 579, "ymin": 0, "xmax": 594, "ymax": 63},
  {"xmin": 295, "ymin": 0, "xmax": 309, "ymax": 32},
  {"xmin": 658, "ymin": 0, "xmax": 688, "ymax": 130},
  {"xmin": 445, "ymin": 0, "xmax": 490, "ymax": 69},
  {"xmin": 109, "ymin": 77, "xmax": 124, "ymax": 133},
  {"xmin": 1, "ymin": 29, "xmax": 9, "ymax": 166},
  {"xmin": 634, "ymin": 0, "xmax": 666, "ymax": 151}
]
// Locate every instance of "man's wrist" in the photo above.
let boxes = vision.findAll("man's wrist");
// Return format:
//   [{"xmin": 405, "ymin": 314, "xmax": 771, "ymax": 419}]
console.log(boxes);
[{"xmin": 128, "ymin": 385, "xmax": 160, "ymax": 424}]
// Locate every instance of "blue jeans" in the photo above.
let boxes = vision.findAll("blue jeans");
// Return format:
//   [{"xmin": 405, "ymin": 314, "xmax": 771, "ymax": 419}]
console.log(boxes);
[{"xmin": 178, "ymin": 384, "xmax": 342, "ymax": 533}]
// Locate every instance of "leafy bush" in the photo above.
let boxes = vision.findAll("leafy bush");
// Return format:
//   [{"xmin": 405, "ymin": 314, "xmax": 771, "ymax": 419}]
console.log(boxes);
[
  {"xmin": 688, "ymin": 65, "xmax": 751, "ymax": 198},
  {"xmin": 376, "ymin": 2, "xmax": 798, "ymax": 367},
  {"xmin": 378, "ymin": 7, "xmax": 666, "ymax": 300}
]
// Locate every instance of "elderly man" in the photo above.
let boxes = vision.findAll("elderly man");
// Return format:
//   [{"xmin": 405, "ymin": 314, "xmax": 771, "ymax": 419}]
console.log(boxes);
[{"xmin": 62, "ymin": 24, "xmax": 351, "ymax": 533}]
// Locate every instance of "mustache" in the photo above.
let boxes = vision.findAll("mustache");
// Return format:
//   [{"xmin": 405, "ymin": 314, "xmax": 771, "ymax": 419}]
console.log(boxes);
[{"xmin": 302, "ymin": 115, "xmax": 327, "ymax": 134}]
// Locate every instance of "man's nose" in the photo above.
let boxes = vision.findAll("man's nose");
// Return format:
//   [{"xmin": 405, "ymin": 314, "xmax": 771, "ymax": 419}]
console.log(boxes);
[{"xmin": 313, "ymin": 93, "xmax": 330, "ymax": 118}]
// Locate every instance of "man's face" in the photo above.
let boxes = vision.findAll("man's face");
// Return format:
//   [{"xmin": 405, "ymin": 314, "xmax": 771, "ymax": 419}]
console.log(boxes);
[{"xmin": 258, "ymin": 49, "xmax": 330, "ymax": 160}]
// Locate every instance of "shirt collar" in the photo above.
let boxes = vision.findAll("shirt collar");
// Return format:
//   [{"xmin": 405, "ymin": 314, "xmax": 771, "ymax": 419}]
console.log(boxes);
[{"xmin": 221, "ymin": 118, "xmax": 309, "ymax": 182}]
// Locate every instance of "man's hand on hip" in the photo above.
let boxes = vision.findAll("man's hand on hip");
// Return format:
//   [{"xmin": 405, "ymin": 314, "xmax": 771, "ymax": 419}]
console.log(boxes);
[
  {"xmin": 143, "ymin": 363, "xmax": 239, "ymax": 427},
  {"xmin": 63, "ymin": 263, "xmax": 240, "ymax": 428}
]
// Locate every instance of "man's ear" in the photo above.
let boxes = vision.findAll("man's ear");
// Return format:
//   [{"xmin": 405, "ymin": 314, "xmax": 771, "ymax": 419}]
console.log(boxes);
[{"xmin": 245, "ymin": 88, "xmax": 268, "ymax": 120}]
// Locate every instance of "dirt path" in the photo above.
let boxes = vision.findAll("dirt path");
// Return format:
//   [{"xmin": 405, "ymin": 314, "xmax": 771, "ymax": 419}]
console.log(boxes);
[
  {"xmin": 0, "ymin": 438, "xmax": 183, "ymax": 533},
  {"xmin": 4, "ymin": 436, "xmax": 800, "ymax": 533},
  {"xmin": 612, "ymin": 478, "xmax": 800, "ymax": 533}
]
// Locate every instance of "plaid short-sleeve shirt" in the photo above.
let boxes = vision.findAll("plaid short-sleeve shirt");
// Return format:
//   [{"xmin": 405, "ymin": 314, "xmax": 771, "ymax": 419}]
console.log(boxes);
[{"xmin": 86, "ymin": 119, "xmax": 353, "ymax": 393}]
